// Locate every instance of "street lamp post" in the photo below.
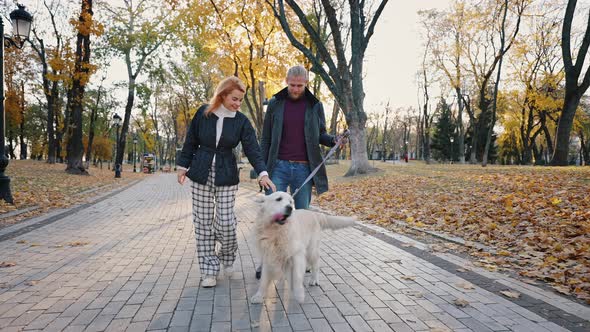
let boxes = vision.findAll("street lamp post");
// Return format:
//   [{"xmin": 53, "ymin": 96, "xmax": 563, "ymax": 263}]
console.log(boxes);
[
  {"xmin": 450, "ymin": 136, "xmax": 455, "ymax": 164},
  {"xmin": 113, "ymin": 113, "xmax": 122, "ymax": 178},
  {"xmin": 404, "ymin": 140, "xmax": 409, "ymax": 162},
  {"xmin": 0, "ymin": 5, "xmax": 33, "ymax": 204},
  {"xmin": 133, "ymin": 134, "xmax": 138, "ymax": 173}
]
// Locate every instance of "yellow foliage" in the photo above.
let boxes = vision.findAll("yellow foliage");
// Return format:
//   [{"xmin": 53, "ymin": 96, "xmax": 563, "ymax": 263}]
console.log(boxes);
[
  {"xmin": 91, "ymin": 136, "xmax": 114, "ymax": 160},
  {"xmin": 186, "ymin": 0, "xmax": 298, "ymax": 99}
]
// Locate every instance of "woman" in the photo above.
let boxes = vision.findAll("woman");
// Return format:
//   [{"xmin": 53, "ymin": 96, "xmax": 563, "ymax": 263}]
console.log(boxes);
[{"xmin": 177, "ymin": 76, "xmax": 275, "ymax": 288}]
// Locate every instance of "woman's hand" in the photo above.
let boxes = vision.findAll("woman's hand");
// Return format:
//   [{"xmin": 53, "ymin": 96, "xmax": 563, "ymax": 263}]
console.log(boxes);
[
  {"xmin": 177, "ymin": 169, "xmax": 187, "ymax": 185},
  {"xmin": 259, "ymin": 175, "xmax": 276, "ymax": 192}
]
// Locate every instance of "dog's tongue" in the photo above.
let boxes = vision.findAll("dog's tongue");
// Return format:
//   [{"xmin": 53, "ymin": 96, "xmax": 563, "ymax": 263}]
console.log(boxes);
[{"xmin": 272, "ymin": 213, "xmax": 285, "ymax": 222}]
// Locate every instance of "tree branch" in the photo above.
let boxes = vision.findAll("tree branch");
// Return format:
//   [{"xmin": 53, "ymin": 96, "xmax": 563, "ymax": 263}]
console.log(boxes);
[
  {"xmin": 265, "ymin": 0, "xmax": 338, "ymax": 96},
  {"xmin": 320, "ymin": 0, "xmax": 347, "ymax": 75},
  {"xmin": 363, "ymin": 0, "xmax": 388, "ymax": 54},
  {"xmin": 573, "ymin": 8, "xmax": 590, "ymax": 85},
  {"xmin": 562, "ymin": 0, "xmax": 576, "ymax": 71}
]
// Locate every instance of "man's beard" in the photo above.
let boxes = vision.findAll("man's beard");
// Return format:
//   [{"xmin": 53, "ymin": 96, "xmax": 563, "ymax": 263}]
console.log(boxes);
[{"xmin": 288, "ymin": 91, "xmax": 303, "ymax": 100}]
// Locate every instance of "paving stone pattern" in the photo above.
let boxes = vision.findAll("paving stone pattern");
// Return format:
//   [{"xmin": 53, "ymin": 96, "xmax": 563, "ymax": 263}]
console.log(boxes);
[{"xmin": 0, "ymin": 174, "xmax": 588, "ymax": 332}]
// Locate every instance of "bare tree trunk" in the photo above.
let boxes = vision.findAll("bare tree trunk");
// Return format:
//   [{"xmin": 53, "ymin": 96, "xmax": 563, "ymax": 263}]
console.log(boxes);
[
  {"xmin": 539, "ymin": 112, "xmax": 554, "ymax": 157},
  {"xmin": 29, "ymin": 0, "xmax": 63, "ymax": 164},
  {"xmin": 463, "ymin": 95, "xmax": 477, "ymax": 164},
  {"xmin": 580, "ymin": 130, "xmax": 590, "ymax": 165},
  {"xmin": 483, "ymin": 0, "xmax": 513, "ymax": 167},
  {"xmin": 86, "ymin": 80, "xmax": 103, "ymax": 168},
  {"xmin": 455, "ymin": 87, "xmax": 465, "ymax": 163},
  {"xmin": 552, "ymin": 95, "xmax": 582, "ymax": 164},
  {"xmin": 55, "ymin": 105, "xmax": 64, "ymax": 163},
  {"xmin": 422, "ymin": 89, "xmax": 431, "ymax": 163},
  {"xmin": 116, "ymin": 78, "xmax": 135, "ymax": 170},
  {"xmin": 551, "ymin": 0, "xmax": 590, "ymax": 165},
  {"xmin": 347, "ymin": 120, "xmax": 371, "ymax": 174},
  {"xmin": 330, "ymin": 101, "xmax": 339, "ymax": 134},
  {"xmin": 66, "ymin": 0, "xmax": 93, "ymax": 175},
  {"xmin": 62, "ymin": 88, "xmax": 72, "ymax": 163}
]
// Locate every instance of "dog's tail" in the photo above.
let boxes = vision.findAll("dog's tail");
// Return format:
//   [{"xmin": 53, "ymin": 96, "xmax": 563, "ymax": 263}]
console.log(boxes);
[{"xmin": 319, "ymin": 215, "xmax": 356, "ymax": 230}]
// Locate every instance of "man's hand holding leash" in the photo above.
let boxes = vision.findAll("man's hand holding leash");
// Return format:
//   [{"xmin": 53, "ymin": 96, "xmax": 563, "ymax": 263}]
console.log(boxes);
[{"xmin": 334, "ymin": 129, "xmax": 350, "ymax": 147}]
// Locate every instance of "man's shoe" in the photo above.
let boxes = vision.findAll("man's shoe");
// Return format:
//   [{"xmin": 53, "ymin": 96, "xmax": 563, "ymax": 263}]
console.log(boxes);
[
  {"xmin": 255, "ymin": 265, "xmax": 262, "ymax": 280},
  {"xmin": 201, "ymin": 276, "xmax": 216, "ymax": 288}
]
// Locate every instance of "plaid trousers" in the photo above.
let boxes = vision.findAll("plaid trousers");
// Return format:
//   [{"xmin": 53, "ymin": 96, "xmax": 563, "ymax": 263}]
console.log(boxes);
[{"xmin": 191, "ymin": 167, "xmax": 239, "ymax": 276}]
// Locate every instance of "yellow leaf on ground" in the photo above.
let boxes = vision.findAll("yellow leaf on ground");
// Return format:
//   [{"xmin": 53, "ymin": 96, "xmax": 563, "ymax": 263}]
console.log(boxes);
[
  {"xmin": 552, "ymin": 285, "xmax": 571, "ymax": 295},
  {"xmin": 500, "ymin": 290, "xmax": 521, "ymax": 298},
  {"xmin": 484, "ymin": 264, "xmax": 498, "ymax": 272},
  {"xmin": 456, "ymin": 282, "xmax": 475, "ymax": 290},
  {"xmin": 453, "ymin": 298, "xmax": 469, "ymax": 307}
]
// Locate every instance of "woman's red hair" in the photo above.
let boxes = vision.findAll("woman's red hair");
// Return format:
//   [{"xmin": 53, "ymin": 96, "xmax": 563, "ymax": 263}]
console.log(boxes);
[{"xmin": 206, "ymin": 76, "xmax": 246, "ymax": 116}]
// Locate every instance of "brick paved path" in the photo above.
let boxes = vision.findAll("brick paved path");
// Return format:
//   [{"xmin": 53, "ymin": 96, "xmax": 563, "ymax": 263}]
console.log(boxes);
[{"xmin": 0, "ymin": 174, "xmax": 588, "ymax": 332}]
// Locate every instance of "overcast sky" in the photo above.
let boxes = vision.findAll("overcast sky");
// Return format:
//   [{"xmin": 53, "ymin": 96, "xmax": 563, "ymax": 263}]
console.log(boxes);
[{"xmin": 363, "ymin": 0, "xmax": 451, "ymax": 113}]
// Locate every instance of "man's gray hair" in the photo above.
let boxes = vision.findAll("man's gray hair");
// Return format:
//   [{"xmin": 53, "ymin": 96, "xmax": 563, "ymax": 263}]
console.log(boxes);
[{"xmin": 286, "ymin": 65, "xmax": 308, "ymax": 80}]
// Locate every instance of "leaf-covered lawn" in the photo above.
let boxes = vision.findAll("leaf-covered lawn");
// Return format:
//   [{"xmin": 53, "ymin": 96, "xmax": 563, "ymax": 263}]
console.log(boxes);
[
  {"xmin": 318, "ymin": 161, "xmax": 590, "ymax": 304},
  {"xmin": 0, "ymin": 160, "xmax": 146, "ymax": 226}
]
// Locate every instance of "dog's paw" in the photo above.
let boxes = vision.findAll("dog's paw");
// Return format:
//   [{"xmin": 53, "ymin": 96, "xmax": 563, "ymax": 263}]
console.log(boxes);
[
  {"xmin": 308, "ymin": 279, "xmax": 320, "ymax": 287},
  {"xmin": 293, "ymin": 290, "xmax": 305, "ymax": 304},
  {"xmin": 250, "ymin": 293, "xmax": 263, "ymax": 304}
]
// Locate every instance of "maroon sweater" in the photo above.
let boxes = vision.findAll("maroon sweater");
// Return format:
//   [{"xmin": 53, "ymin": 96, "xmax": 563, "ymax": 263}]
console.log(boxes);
[{"xmin": 278, "ymin": 97, "xmax": 307, "ymax": 161}]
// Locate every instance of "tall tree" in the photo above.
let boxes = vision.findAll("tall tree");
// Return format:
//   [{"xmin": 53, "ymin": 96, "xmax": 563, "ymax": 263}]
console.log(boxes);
[
  {"xmin": 482, "ymin": 1, "xmax": 528, "ymax": 166},
  {"xmin": 431, "ymin": 98, "xmax": 457, "ymax": 162},
  {"xmin": 66, "ymin": 0, "xmax": 100, "ymax": 174},
  {"xmin": 85, "ymin": 75, "xmax": 107, "ymax": 168},
  {"xmin": 423, "ymin": 2, "xmax": 470, "ymax": 163},
  {"xmin": 266, "ymin": 0, "xmax": 389, "ymax": 176},
  {"xmin": 502, "ymin": 3, "xmax": 563, "ymax": 165},
  {"xmin": 551, "ymin": 0, "xmax": 590, "ymax": 165},
  {"xmin": 103, "ymin": 0, "xmax": 179, "ymax": 170},
  {"xmin": 463, "ymin": 0, "xmax": 527, "ymax": 165},
  {"xmin": 28, "ymin": 0, "xmax": 70, "ymax": 163},
  {"xmin": 417, "ymin": 9, "xmax": 438, "ymax": 164}
]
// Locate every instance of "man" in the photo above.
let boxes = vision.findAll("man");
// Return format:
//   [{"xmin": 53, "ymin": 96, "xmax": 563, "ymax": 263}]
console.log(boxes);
[
  {"xmin": 256, "ymin": 65, "xmax": 345, "ymax": 279},
  {"xmin": 260, "ymin": 65, "xmax": 342, "ymax": 209}
]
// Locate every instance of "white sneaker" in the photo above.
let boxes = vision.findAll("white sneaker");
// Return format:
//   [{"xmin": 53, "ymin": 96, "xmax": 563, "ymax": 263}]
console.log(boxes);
[
  {"xmin": 222, "ymin": 264, "xmax": 234, "ymax": 274},
  {"xmin": 201, "ymin": 276, "xmax": 216, "ymax": 288}
]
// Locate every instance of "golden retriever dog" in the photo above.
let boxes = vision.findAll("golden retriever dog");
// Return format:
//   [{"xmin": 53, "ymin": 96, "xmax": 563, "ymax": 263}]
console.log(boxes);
[{"xmin": 250, "ymin": 191, "xmax": 356, "ymax": 304}]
